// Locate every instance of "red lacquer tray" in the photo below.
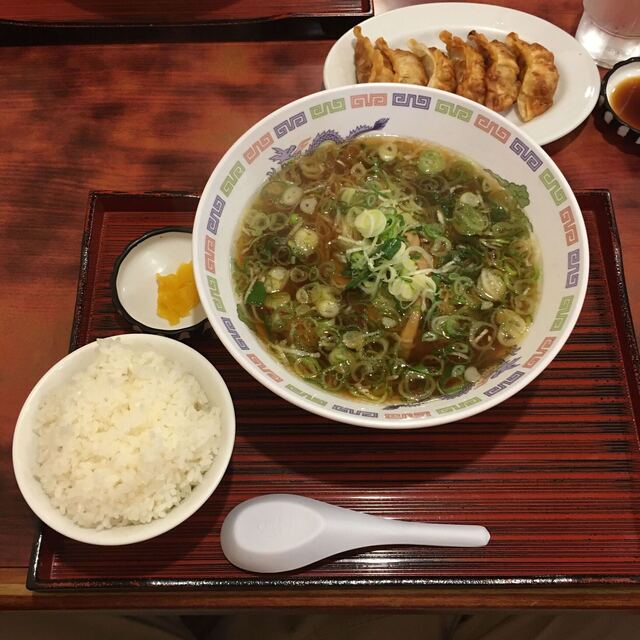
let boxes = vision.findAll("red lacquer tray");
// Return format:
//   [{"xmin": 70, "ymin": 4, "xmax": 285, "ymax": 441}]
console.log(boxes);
[
  {"xmin": 0, "ymin": 0, "xmax": 372, "ymax": 45},
  {"xmin": 28, "ymin": 190, "xmax": 640, "ymax": 591},
  {"xmin": 0, "ymin": 0, "xmax": 372, "ymax": 26}
]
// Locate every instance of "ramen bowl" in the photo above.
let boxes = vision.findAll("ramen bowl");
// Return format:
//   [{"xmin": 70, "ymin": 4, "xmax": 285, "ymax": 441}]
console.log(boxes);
[{"xmin": 193, "ymin": 84, "xmax": 588, "ymax": 429}]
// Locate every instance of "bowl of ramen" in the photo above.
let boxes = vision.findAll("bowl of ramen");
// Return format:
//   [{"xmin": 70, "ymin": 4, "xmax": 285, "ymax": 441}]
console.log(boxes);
[{"xmin": 193, "ymin": 84, "xmax": 588, "ymax": 429}]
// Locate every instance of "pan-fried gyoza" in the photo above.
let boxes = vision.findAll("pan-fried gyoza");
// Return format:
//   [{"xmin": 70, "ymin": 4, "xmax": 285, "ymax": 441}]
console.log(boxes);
[{"xmin": 351, "ymin": 28, "xmax": 559, "ymax": 122}]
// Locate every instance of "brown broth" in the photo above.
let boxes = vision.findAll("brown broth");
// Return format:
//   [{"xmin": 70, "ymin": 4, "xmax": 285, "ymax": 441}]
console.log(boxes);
[
  {"xmin": 233, "ymin": 137, "xmax": 540, "ymax": 404},
  {"xmin": 610, "ymin": 76, "xmax": 640, "ymax": 130}
]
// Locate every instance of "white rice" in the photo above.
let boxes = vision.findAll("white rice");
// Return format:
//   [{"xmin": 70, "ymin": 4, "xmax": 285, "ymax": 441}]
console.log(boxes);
[{"xmin": 33, "ymin": 339, "xmax": 220, "ymax": 530}]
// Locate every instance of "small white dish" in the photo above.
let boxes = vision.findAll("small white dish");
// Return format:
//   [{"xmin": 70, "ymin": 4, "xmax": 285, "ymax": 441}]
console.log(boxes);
[
  {"xmin": 112, "ymin": 227, "xmax": 207, "ymax": 337},
  {"xmin": 12, "ymin": 334, "xmax": 235, "ymax": 546},
  {"xmin": 323, "ymin": 3, "xmax": 601, "ymax": 145}
]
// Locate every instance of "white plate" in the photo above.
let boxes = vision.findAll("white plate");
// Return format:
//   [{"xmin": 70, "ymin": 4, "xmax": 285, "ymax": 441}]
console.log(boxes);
[{"xmin": 323, "ymin": 3, "xmax": 600, "ymax": 145}]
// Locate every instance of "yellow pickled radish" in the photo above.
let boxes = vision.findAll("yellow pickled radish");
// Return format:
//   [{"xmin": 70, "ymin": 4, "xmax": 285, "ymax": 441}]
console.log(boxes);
[{"xmin": 156, "ymin": 261, "xmax": 200, "ymax": 326}]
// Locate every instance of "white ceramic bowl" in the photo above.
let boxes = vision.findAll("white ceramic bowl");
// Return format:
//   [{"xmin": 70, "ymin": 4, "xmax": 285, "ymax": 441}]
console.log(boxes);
[
  {"xmin": 193, "ymin": 84, "xmax": 589, "ymax": 429},
  {"xmin": 12, "ymin": 334, "xmax": 235, "ymax": 545}
]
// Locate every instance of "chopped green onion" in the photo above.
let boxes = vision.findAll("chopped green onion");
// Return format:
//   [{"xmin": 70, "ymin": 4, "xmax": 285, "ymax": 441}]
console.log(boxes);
[
  {"xmin": 245, "ymin": 210, "xmax": 270, "ymax": 235},
  {"xmin": 444, "ymin": 315, "xmax": 472, "ymax": 338},
  {"xmin": 459, "ymin": 191, "xmax": 483, "ymax": 207},
  {"xmin": 451, "ymin": 364, "xmax": 466, "ymax": 378},
  {"xmin": 340, "ymin": 187, "xmax": 356, "ymax": 203},
  {"xmin": 350, "ymin": 162, "xmax": 367, "ymax": 179},
  {"xmin": 355, "ymin": 208, "xmax": 386, "ymax": 237},
  {"xmin": 346, "ymin": 270, "xmax": 371, "ymax": 290},
  {"xmin": 343, "ymin": 330, "xmax": 364, "ymax": 350},
  {"xmin": 268, "ymin": 212, "xmax": 290, "ymax": 231},
  {"xmin": 437, "ymin": 374, "xmax": 469, "ymax": 396},
  {"xmin": 264, "ymin": 291, "xmax": 291, "ymax": 310},
  {"xmin": 290, "ymin": 266, "xmax": 308, "ymax": 283},
  {"xmin": 328, "ymin": 345, "xmax": 354, "ymax": 366},
  {"xmin": 452, "ymin": 203, "xmax": 489, "ymax": 236},
  {"xmin": 469, "ymin": 321, "xmax": 495, "ymax": 350},
  {"xmin": 378, "ymin": 141, "xmax": 398, "ymax": 162},
  {"xmin": 417, "ymin": 150, "xmax": 445, "ymax": 175},
  {"xmin": 246, "ymin": 281, "xmax": 267, "ymax": 305},
  {"xmin": 317, "ymin": 298, "xmax": 340, "ymax": 318},
  {"xmin": 264, "ymin": 266, "xmax": 289, "ymax": 293},
  {"xmin": 431, "ymin": 236, "xmax": 452, "ymax": 257},
  {"xmin": 478, "ymin": 268, "xmax": 506, "ymax": 301},
  {"xmin": 290, "ymin": 227, "xmax": 319, "ymax": 256},
  {"xmin": 398, "ymin": 369, "xmax": 436, "ymax": 401},
  {"xmin": 420, "ymin": 222, "xmax": 445, "ymax": 239},
  {"xmin": 322, "ymin": 365, "xmax": 347, "ymax": 390},
  {"xmin": 378, "ymin": 237, "xmax": 403, "ymax": 260},
  {"xmin": 489, "ymin": 202, "xmax": 509, "ymax": 222},
  {"xmin": 495, "ymin": 308, "xmax": 528, "ymax": 347},
  {"xmin": 293, "ymin": 356, "xmax": 321, "ymax": 379},
  {"xmin": 514, "ymin": 295, "xmax": 535, "ymax": 316},
  {"xmin": 417, "ymin": 355, "xmax": 444, "ymax": 376},
  {"xmin": 299, "ymin": 158, "xmax": 324, "ymax": 179},
  {"xmin": 261, "ymin": 181, "xmax": 287, "ymax": 202}
]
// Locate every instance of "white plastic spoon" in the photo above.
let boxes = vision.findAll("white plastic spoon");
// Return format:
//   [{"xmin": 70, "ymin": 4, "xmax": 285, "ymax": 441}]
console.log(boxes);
[{"xmin": 220, "ymin": 494, "xmax": 490, "ymax": 573}]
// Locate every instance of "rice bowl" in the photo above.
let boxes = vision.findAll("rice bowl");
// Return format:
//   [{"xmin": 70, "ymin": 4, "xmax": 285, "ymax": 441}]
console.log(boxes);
[
  {"xmin": 34, "ymin": 339, "xmax": 220, "ymax": 530},
  {"xmin": 12, "ymin": 334, "xmax": 235, "ymax": 545}
]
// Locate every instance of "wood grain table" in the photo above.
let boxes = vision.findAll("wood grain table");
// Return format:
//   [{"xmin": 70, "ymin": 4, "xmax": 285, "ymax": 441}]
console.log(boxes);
[{"xmin": 1, "ymin": 0, "xmax": 639, "ymax": 610}]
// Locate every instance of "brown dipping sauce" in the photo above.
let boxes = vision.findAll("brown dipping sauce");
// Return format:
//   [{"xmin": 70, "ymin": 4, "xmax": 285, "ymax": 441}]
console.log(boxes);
[{"xmin": 610, "ymin": 76, "xmax": 640, "ymax": 130}]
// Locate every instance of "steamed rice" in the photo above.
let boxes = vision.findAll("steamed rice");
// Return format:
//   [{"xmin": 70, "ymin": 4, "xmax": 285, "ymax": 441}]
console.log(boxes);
[{"xmin": 34, "ymin": 339, "xmax": 220, "ymax": 530}]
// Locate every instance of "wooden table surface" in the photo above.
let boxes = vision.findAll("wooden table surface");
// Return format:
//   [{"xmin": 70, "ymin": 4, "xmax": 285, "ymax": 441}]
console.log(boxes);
[{"xmin": 1, "ymin": 0, "xmax": 639, "ymax": 610}]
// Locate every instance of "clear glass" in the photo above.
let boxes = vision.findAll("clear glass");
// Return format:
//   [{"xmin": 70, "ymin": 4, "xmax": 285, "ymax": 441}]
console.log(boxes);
[{"xmin": 575, "ymin": 0, "xmax": 640, "ymax": 68}]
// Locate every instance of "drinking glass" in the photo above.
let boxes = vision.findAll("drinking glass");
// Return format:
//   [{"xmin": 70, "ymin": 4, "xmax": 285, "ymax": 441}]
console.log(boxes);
[{"xmin": 575, "ymin": 0, "xmax": 640, "ymax": 68}]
